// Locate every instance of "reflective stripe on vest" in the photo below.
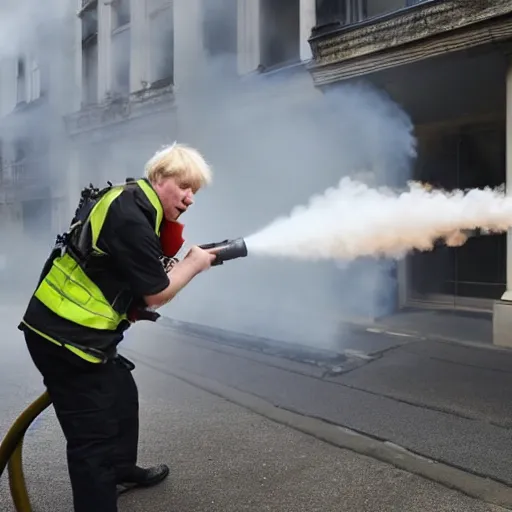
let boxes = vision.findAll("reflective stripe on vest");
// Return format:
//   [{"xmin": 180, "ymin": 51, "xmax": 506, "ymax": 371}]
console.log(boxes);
[
  {"xmin": 22, "ymin": 320, "xmax": 104, "ymax": 364},
  {"xmin": 34, "ymin": 179, "xmax": 163, "ymax": 332}
]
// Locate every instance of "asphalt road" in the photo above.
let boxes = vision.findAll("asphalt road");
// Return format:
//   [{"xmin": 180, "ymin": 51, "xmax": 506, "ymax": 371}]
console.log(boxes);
[
  {"xmin": 122, "ymin": 318, "xmax": 512, "ymax": 485},
  {"xmin": 1, "ymin": 304, "xmax": 512, "ymax": 511}
]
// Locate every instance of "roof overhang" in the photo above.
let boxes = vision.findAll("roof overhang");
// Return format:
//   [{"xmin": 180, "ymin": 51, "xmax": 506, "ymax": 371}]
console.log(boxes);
[{"xmin": 308, "ymin": 0, "xmax": 512, "ymax": 87}]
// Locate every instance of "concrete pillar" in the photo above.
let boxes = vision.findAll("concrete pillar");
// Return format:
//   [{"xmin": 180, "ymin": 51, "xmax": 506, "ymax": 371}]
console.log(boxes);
[
  {"xmin": 0, "ymin": 59, "xmax": 13, "ymax": 116},
  {"xmin": 98, "ymin": 1, "xmax": 112, "ymax": 100},
  {"xmin": 237, "ymin": 0, "xmax": 260, "ymax": 75},
  {"xmin": 173, "ymin": 0, "xmax": 206, "ymax": 88},
  {"xmin": 493, "ymin": 59, "xmax": 512, "ymax": 347},
  {"xmin": 300, "ymin": 0, "xmax": 316, "ymax": 61},
  {"xmin": 74, "ymin": 10, "xmax": 83, "ymax": 111},
  {"xmin": 503, "ymin": 62, "xmax": 512, "ymax": 300},
  {"xmin": 64, "ymin": 149, "xmax": 81, "ymax": 224}
]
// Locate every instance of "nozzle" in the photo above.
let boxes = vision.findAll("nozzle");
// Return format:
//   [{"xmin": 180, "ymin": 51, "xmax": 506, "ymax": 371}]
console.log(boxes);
[{"xmin": 199, "ymin": 238, "xmax": 248, "ymax": 266}]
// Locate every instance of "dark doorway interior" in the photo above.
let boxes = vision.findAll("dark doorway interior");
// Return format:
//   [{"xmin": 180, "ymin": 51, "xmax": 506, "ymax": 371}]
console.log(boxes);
[{"xmin": 409, "ymin": 121, "xmax": 506, "ymax": 308}]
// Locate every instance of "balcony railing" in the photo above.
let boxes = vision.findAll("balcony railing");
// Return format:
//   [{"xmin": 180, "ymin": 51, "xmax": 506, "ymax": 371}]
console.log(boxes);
[
  {"xmin": 65, "ymin": 82, "xmax": 175, "ymax": 136},
  {"xmin": 0, "ymin": 159, "xmax": 52, "ymax": 202}
]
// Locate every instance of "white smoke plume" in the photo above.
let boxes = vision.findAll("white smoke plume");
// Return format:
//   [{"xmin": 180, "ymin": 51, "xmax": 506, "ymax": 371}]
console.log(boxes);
[
  {"xmin": 246, "ymin": 180, "xmax": 511, "ymax": 262},
  {"xmin": 0, "ymin": 0, "xmax": 66, "ymax": 60}
]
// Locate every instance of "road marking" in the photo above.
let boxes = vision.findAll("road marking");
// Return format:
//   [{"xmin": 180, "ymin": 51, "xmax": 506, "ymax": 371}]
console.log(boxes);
[
  {"xmin": 343, "ymin": 349, "xmax": 374, "ymax": 360},
  {"xmin": 385, "ymin": 331, "xmax": 416, "ymax": 338},
  {"xmin": 366, "ymin": 328, "xmax": 416, "ymax": 339}
]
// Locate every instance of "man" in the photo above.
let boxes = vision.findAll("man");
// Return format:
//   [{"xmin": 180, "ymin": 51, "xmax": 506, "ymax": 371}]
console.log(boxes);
[{"xmin": 18, "ymin": 142, "xmax": 216, "ymax": 512}]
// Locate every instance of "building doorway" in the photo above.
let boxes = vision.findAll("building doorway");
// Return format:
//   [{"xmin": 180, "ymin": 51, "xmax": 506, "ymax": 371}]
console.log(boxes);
[{"xmin": 406, "ymin": 120, "xmax": 506, "ymax": 311}]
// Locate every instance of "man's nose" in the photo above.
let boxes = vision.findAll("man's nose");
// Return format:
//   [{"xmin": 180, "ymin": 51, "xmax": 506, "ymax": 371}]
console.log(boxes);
[{"xmin": 184, "ymin": 192, "xmax": 194, "ymax": 205}]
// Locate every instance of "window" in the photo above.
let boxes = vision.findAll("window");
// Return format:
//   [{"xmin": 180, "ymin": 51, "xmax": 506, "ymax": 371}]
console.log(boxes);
[
  {"xmin": 16, "ymin": 58, "xmax": 26, "ymax": 104},
  {"xmin": 148, "ymin": 2, "xmax": 174, "ymax": 85},
  {"xmin": 315, "ymin": 0, "xmax": 366, "ymax": 26},
  {"xmin": 113, "ymin": 0, "xmax": 130, "ymax": 29},
  {"xmin": 203, "ymin": 0, "xmax": 238, "ymax": 60},
  {"xmin": 29, "ymin": 60, "xmax": 41, "ymax": 102},
  {"xmin": 260, "ymin": 0, "xmax": 300, "ymax": 70},
  {"xmin": 81, "ymin": 7, "xmax": 98, "ymax": 105},
  {"xmin": 83, "ymin": 42, "xmax": 98, "ymax": 104},
  {"xmin": 111, "ymin": 0, "xmax": 131, "ymax": 95},
  {"xmin": 13, "ymin": 138, "xmax": 30, "ymax": 184},
  {"xmin": 112, "ymin": 26, "xmax": 131, "ymax": 95},
  {"xmin": 366, "ymin": 0, "xmax": 405, "ymax": 19}
]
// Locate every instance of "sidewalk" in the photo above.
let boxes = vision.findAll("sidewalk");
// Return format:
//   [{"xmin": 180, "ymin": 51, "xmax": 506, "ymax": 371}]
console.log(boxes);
[{"xmin": 342, "ymin": 307, "xmax": 495, "ymax": 348}]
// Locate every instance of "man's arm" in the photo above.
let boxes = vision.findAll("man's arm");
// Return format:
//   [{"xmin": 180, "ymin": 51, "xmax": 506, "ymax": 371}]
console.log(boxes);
[{"xmin": 143, "ymin": 246, "xmax": 215, "ymax": 309}]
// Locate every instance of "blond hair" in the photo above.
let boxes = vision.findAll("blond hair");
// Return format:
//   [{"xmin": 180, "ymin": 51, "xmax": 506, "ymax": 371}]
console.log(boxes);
[{"xmin": 144, "ymin": 142, "xmax": 212, "ymax": 190}]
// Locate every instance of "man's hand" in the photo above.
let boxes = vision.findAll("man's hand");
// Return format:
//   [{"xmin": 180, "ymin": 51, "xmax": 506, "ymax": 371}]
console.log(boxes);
[
  {"xmin": 183, "ymin": 245, "xmax": 217, "ymax": 273},
  {"xmin": 144, "ymin": 246, "xmax": 216, "ymax": 309}
]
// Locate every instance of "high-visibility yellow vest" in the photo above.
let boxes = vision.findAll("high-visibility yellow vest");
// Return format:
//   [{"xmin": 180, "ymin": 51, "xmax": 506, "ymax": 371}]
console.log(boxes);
[{"xmin": 32, "ymin": 178, "xmax": 163, "ymax": 334}]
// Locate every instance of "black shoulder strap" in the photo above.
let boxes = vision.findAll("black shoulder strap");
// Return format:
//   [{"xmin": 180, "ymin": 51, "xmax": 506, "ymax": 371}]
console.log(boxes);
[{"xmin": 71, "ymin": 181, "xmax": 114, "ymax": 225}]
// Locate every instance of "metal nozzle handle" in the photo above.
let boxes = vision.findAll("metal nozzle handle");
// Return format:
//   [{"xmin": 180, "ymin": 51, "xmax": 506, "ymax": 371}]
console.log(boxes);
[{"xmin": 199, "ymin": 238, "xmax": 248, "ymax": 266}]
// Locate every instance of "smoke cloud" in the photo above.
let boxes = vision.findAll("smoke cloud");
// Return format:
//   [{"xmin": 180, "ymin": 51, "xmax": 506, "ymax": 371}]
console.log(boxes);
[
  {"xmin": 0, "ymin": 0, "xmax": 73, "ymax": 297},
  {"xmin": 245, "ymin": 180, "xmax": 511, "ymax": 261},
  {"xmin": 0, "ymin": 1, "xmax": 69, "ymax": 65},
  {"xmin": 161, "ymin": 46, "xmax": 418, "ymax": 348}
]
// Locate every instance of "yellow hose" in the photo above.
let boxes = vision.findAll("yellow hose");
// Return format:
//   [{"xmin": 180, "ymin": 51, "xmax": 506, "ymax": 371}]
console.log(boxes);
[
  {"xmin": 0, "ymin": 391, "xmax": 52, "ymax": 512},
  {"xmin": 8, "ymin": 440, "xmax": 31, "ymax": 511}
]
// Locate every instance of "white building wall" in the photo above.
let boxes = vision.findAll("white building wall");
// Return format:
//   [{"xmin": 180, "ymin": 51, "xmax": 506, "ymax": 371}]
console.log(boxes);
[
  {"xmin": 300, "ymin": 0, "xmax": 316, "ymax": 61},
  {"xmin": 237, "ymin": 0, "xmax": 261, "ymax": 75},
  {"xmin": 0, "ymin": 0, "xmax": 315, "ymax": 246},
  {"xmin": 0, "ymin": 0, "xmax": 320, "ymax": 221},
  {"xmin": 73, "ymin": 0, "xmax": 318, "ymax": 103}
]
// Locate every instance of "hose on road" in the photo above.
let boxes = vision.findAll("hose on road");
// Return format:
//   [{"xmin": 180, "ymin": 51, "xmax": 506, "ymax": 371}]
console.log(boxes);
[{"xmin": 0, "ymin": 391, "xmax": 52, "ymax": 511}]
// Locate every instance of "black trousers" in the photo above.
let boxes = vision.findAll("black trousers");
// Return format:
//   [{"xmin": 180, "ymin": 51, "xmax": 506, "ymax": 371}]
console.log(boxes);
[{"xmin": 24, "ymin": 329, "xmax": 139, "ymax": 512}]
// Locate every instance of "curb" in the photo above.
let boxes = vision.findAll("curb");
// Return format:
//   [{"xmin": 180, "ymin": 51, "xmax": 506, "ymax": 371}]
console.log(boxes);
[
  {"xmin": 342, "ymin": 320, "xmax": 512, "ymax": 354},
  {"xmin": 129, "ymin": 351, "xmax": 512, "ymax": 510},
  {"xmin": 159, "ymin": 314, "xmax": 511, "ymax": 358}
]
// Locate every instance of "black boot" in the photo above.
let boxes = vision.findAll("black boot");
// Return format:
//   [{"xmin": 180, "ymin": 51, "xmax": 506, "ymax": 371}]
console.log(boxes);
[{"xmin": 117, "ymin": 464, "xmax": 170, "ymax": 496}]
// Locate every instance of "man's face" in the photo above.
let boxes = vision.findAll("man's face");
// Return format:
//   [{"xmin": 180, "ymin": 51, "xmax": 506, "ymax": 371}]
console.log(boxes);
[{"xmin": 153, "ymin": 175, "xmax": 198, "ymax": 221}]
